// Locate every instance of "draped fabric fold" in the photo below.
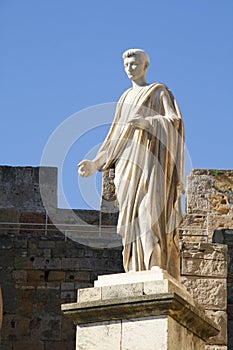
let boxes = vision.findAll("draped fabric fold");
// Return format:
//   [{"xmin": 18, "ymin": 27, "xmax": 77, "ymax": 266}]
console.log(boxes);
[{"xmin": 97, "ymin": 83, "xmax": 185, "ymax": 279}]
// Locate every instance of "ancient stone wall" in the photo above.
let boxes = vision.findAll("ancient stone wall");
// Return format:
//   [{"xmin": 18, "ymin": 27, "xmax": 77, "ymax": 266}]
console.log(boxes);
[
  {"xmin": 181, "ymin": 242, "xmax": 227, "ymax": 350},
  {"xmin": 0, "ymin": 166, "xmax": 57, "ymax": 213},
  {"xmin": 0, "ymin": 231, "xmax": 123, "ymax": 350},
  {"xmin": 181, "ymin": 169, "xmax": 233, "ymax": 241},
  {"xmin": 213, "ymin": 229, "xmax": 233, "ymax": 349},
  {"xmin": 1, "ymin": 233, "xmax": 228, "ymax": 350}
]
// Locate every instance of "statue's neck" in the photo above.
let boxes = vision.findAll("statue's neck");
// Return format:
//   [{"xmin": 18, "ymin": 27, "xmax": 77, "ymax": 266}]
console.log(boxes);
[{"xmin": 131, "ymin": 77, "xmax": 148, "ymax": 89}]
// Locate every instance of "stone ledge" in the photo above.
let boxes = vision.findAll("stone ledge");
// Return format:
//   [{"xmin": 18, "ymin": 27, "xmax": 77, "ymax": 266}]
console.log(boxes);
[{"xmin": 62, "ymin": 292, "xmax": 219, "ymax": 341}]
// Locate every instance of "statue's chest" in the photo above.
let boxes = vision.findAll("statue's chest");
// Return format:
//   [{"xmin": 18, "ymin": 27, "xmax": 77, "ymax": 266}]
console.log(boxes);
[{"xmin": 121, "ymin": 90, "xmax": 148, "ymax": 120}]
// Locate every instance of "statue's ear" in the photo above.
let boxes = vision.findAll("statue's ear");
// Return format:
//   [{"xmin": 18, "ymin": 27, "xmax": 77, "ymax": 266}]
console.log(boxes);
[{"xmin": 144, "ymin": 62, "xmax": 149, "ymax": 70}]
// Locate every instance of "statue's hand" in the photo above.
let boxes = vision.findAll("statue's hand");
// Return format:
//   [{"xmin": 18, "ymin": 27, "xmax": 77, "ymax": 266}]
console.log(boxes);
[
  {"xmin": 78, "ymin": 160, "xmax": 97, "ymax": 177},
  {"xmin": 128, "ymin": 115, "xmax": 150, "ymax": 130}
]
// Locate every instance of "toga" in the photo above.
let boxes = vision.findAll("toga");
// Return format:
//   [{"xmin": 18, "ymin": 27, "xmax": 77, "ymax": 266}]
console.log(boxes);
[{"xmin": 97, "ymin": 83, "xmax": 184, "ymax": 278}]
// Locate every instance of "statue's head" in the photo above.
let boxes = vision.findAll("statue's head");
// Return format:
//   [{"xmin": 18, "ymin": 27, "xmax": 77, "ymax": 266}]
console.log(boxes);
[{"xmin": 122, "ymin": 49, "xmax": 150, "ymax": 82}]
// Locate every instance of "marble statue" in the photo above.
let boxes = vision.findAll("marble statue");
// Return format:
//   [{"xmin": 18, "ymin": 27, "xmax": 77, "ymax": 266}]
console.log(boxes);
[{"xmin": 78, "ymin": 49, "xmax": 185, "ymax": 279}]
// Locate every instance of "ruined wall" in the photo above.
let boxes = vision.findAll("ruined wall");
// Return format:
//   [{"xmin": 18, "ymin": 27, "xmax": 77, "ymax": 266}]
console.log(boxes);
[
  {"xmin": 213, "ymin": 229, "xmax": 233, "ymax": 349},
  {"xmin": 180, "ymin": 169, "xmax": 233, "ymax": 349},
  {"xmin": 0, "ymin": 166, "xmax": 57, "ymax": 213},
  {"xmin": 181, "ymin": 169, "xmax": 233, "ymax": 241},
  {"xmin": 0, "ymin": 231, "xmax": 123, "ymax": 350},
  {"xmin": 181, "ymin": 242, "xmax": 228, "ymax": 350}
]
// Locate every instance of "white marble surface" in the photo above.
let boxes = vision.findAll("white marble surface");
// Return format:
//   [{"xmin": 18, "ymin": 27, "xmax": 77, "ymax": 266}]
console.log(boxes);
[
  {"xmin": 78, "ymin": 49, "xmax": 184, "ymax": 278},
  {"xmin": 94, "ymin": 267, "xmax": 170, "ymax": 286}
]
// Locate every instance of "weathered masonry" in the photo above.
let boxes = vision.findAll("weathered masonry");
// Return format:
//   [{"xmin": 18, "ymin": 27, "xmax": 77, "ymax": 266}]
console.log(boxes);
[{"xmin": 0, "ymin": 166, "xmax": 232, "ymax": 350}]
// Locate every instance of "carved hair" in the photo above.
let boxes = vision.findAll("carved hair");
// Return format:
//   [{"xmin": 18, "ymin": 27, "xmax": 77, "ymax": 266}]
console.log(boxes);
[{"xmin": 122, "ymin": 49, "xmax": 150, "ymax": 67}]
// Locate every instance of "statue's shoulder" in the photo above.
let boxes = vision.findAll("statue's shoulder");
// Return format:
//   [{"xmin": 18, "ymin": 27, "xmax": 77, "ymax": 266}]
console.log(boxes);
[
  {"xmin": 148, "ymin": 82, "xmax": 175, "ymax": 100},
  {"xmin": 148, "ymin": 82, "xmax": 168, "ymax": 92},
  {"xmin": 141, "ymin": 83, "xmax": 166, "ymax": 100}
]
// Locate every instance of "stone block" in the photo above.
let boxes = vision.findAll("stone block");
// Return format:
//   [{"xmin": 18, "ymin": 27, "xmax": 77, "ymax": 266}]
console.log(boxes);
[
  {"xmin": 27, "ymin": 270, "xmax": 45, "ymax": 283},
  {"xmin": 121, "ymin": 316, "xmax": 204, "ymax": 350},
  {"xmin": 0, "ymin": 251, "xmax": 14, "ymax": 269},
  {"xmin": 33, "ymin": 257, "xmax": 61, "ymax": 270},
  {"xmin": 62, "ymin": 258, "xmax": 80, "ymax": 270},
  {"xmin": 95, "ymin": 268, "xmax": 171, "ymax": 287},
  {"xmin": 28, "ymin": 247, "xmax": 46, "ymax": 257},
  {"xmin": 14, "ymin": 256, "xmax": 33, "ymax": 269},
  {"xmin": 47, "ymin": 271, "xmax": 66, "ymax": 282},
  {"xmin": 38, "ymin": 240, "xmax": 56, "ymax": 249},
  {"xmin": 205, "ymin": 310, "xmax": 227, "ymax": 345},
  {"xmin": 181, "ymin": 258, "xmax": 227, "ymax": 277},
  {"xmin": 101, "ymin": 282, "xmax": 143, "ymax": 300},
  {"xmin": 209, "ymin": 193, "xmax": 230, "ymax": 215},
  {"xmin": 77, "ymin": 320, "xmax": 122, "ymax": 350},
  {"xmin": 53, "ymin": 241, "xmax": 81, "ymax": 257},
  {"xmin": 121, "ymin": 316, "xmax": 168, "ymax": 349},
  {"xmin": 12, "ymin": 270, "xmax": 28, "ymax": 283},
  {"xmin": 78, "ymin": 287, "xmax": 101, "ymax": 303},
  {"xmin": 13, "ymin": 236, "xmax": 28, "ymax": 248},
  {"xmin": 77, "ymin": 258, "xmax": 99, "ymax": 271},
  {"xmin": 0, "ymin": 234, "xmax": 13, "ymax": 249},
  {"xmin": 143, "ymin": 279, "xmax": 195, "ymax": 306},
  {"xmin": 1, "ymin": 284, "xmax": 22, "ymax": 313},
  {"xmin": 181, "ymin": 277, "xmax": 227, "ymax": 310},
  {"xmin": 181, "ymin": 243, "xmax": 227, "ymax": 278},
  {"xmin": 41, "ymin": 316, "xmax": 61, "ymax": 341},
  {"xmin": 186, "ymin": 173, "xmax": 215, "ymax": 214},
  {"xmin": 67, "ymin": 271, "xmax": 91, "ymax": 283},
  {"xmin": 2, "ymin": 314, "xmax": 31, "ymax": 340},
  {"xmin": 181, "ymin": 243, "xmax": 227, "ymax": 261},
  {"xmin": 61, "ymin": 282, "xmax": 75, "ymax": 291}
]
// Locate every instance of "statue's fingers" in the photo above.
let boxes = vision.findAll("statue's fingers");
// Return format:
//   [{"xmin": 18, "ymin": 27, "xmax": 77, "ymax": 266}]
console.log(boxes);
[
  {"xmin": 78, "ymin": 159, "xmax": 89, "ymax": 167},
  {"xmin": 77, "ymin": 161, "xmax": 85, "ymax": 167}
]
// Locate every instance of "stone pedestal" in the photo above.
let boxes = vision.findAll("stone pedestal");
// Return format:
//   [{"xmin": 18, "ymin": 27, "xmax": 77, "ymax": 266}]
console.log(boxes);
[{"xmin": 62, "ymin": 269, "xmax": 219, "ymax": 350}]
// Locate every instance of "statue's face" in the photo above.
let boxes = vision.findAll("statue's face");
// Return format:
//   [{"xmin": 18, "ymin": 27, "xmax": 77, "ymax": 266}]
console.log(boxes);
[{"xmin": 124, "ymin": 55, "xmax": 146, "ymax": 81}]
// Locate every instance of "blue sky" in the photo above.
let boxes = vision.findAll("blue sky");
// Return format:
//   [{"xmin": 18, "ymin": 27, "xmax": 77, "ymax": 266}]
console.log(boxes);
[{"xmin": 1, "ymin": 0, "xmax": 233, "ymax": 209}]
